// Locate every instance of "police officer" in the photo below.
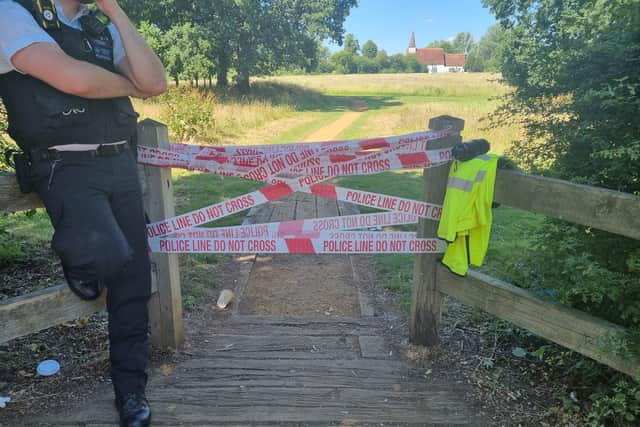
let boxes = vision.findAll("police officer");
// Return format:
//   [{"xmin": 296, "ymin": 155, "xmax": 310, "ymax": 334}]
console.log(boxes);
[{"xmin": 0, "ymin": 0, "xmax": 167, "ymax": 425}]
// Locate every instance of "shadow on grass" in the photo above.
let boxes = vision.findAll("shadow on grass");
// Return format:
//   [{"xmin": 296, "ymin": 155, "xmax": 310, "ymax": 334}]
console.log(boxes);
[{"xmin": 163, "ymin": 81, "xmax": 404, "ymax": 113}]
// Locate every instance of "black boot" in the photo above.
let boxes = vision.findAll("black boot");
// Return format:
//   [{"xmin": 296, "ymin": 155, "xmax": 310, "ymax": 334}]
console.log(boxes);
[
  {"xmin": 62, "ymin": 267, "xmax": 105, "ymax": 300},
  {"xmin": 116, "ymin": 393, "xmax": 151, "ymax": 427},
  {"xmin": 64, "ymin": 276, "xmax": 105, "ymax": 300}
]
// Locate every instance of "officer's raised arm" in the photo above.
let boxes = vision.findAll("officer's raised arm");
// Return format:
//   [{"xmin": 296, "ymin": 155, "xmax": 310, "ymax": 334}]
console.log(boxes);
[
  {"xmin": 11, "ymin": 42, "xmax": 145, "ymax": 99},
  {"xmin": 95, "ymin": 0, "xmax": 168, "ymax": 97}
]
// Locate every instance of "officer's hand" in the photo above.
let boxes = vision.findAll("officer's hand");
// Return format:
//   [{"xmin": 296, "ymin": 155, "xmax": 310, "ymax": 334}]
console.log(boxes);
[{"xmin": 93, "ymin": 0, "xmax": 123, "ymax": 19}]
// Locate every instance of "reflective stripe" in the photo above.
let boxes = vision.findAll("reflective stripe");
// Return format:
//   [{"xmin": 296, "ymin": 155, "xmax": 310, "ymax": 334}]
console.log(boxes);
[
  {"xmin": 448, "ymin": 176, "xmax": 474, "ymax": 192},
  {"xmin": 478, "ymin": 154, "xmax": 491, "ymax": 161},
  {"xmin": 475, "ymin": 170, "xmax": 487, "ymax": 182}
]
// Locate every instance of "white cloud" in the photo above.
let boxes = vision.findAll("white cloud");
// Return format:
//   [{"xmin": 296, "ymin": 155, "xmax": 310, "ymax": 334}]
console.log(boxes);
[
  {"xmin": 424, "ymin": 17, "xmax": 435, "ymax": 23},
  {"xmin": 447, "ymin": 35, "xmax": 455, "ymax": 42}
]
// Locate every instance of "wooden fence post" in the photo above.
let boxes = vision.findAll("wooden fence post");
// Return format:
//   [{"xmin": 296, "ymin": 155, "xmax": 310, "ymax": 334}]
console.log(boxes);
[
  {"xmin": 410, "ymin": 115, "xmax": 464, "ymax": 346},
  {"xmin": 137, "ymin": 119, "xmax": 184, "ymax": 349}
]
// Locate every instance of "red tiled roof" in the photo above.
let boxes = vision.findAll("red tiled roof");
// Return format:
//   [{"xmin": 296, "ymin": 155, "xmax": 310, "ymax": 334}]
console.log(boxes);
[
  {"xmin": 415, "ymin": 48, "xmax": 445, "ymax": 65},
  {"xmin": 445, "ymin": 53, "xmax": 466, "ymax": 67}
]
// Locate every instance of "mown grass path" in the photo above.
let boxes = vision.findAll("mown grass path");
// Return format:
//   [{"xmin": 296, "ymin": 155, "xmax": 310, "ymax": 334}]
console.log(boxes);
[{"xmin": 303, "ymin": 98, "xmax": 369, "ymax": 142}]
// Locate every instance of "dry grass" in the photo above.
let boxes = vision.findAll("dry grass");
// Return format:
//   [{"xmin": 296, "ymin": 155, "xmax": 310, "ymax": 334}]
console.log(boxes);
[
  {"xmin": 133, "ymin": 73, "xmax": 521, "ymax": 154},
  {"xmin": 259, "ymin": 73, "xmax": 520, "ymax": 154},
  {"xmin": 263, "ymin": 73, "xmax": 509, "ymax": 99}
]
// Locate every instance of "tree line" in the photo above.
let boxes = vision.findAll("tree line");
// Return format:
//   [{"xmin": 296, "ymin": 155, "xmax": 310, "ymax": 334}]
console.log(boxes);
[
  {"xmin": 304, "ymin": 27, "xmax": 505, "ymax": 74},
  {"xmin": 131, "ymin": 0, "xmax": 507, "ymax": 84}
]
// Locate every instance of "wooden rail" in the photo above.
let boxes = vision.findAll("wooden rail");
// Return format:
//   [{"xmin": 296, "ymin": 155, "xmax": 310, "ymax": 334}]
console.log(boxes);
[
  {"xmin": 0, "ymin": 119, "xmax": 183, "ymax": 349},
  {"xmin": 412, "ymin": 115, "xmax": 640, "ymax": 377},
  {"xmin": 495, "ymin": 170, "xmax": 640, "ymax": 240},
  {"xmin": 437, "ymin": 267, "xmax": 638, "ymax": 377}
]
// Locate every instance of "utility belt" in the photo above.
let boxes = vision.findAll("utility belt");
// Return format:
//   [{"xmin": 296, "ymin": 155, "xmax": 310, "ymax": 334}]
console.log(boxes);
[
  {"xmin": 30, "ymin": 142, "xmax": 131, "ymax": 161},
  {"xmin": 6, "ymin": 142, "xmax": 132, "ymax": 194}
]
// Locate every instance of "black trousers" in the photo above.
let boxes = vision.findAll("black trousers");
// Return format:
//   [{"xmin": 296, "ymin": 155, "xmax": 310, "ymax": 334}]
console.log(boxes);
[{"xmin": 32, "ymin": 148, "xmax": 151, "ymax": 399}]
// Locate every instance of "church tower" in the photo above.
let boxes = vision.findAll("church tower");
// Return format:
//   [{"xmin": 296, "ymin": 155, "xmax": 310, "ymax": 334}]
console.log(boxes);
[{"xmin": 407, "ymin": 32, "xmax": 417, "ymax": 54}]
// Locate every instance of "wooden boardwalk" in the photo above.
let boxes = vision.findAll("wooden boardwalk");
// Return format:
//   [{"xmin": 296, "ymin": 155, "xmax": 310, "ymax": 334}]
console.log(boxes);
[{"xmin": 36, "ymin": 194, "xmax": 481, "ymax": 426}]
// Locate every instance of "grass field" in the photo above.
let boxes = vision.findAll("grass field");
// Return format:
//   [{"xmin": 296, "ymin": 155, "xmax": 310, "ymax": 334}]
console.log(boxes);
[{"xmin": 2, "ymin": 72, "xmax": 537, "ymax": 309}]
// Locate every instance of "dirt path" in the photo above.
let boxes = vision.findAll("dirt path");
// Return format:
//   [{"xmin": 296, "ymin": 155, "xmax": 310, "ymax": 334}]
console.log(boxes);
[{"xmin": 303, "ymin": 99, "xmax": 368, "ymax": 142}]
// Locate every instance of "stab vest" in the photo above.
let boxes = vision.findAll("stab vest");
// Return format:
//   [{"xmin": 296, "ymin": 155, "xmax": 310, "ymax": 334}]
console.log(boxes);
[
  {"xmin": 437, "ymin": 154, "xmax": 498, "ymax": 276},
  {"xmin": 0, "ymin": 0, "xmax": 138, "ymax": 151}
]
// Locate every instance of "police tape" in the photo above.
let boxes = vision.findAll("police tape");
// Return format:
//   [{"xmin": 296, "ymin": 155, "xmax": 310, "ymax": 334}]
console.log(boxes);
[
  {"xmin": 146, "ymin": 184, "xmax": 292, "ymax": 238},
  {"xmin": 146, "ymin": 179, "xmax": 447, "ymax": 239},
  {"xmin": 142, "ymin": 129, "xmax": 459, "ymax": 255},
  {"xmin": 189, "ymin": 137, "xmax": 452, "ymax": 169},
  {"xmin": 165, "ymin": 211, "xmax": 421, "ymax": 240},
  {"xmin": 138, "ymin": 140, "xmax": 453, "ymax": 179},
  {"xmin": 141, "ymin": 129, "xmax": 452, "ymax": 170},
  {"xmin": 167, "ymin": 130, "xmax": 455, "ymax": 156},
  {"xmin": 148, "ymin": 232, "xmax": 447, "ymax": 254}
]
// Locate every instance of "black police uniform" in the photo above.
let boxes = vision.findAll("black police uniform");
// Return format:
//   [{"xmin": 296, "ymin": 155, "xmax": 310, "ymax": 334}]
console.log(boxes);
[{"xmin": 0, "ymin": 2, "xmax": 151, "ymax": 403}]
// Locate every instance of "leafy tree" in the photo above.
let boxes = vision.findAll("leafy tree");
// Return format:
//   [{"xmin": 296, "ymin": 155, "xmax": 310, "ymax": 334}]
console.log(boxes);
[
  {"xmin": 403, "ymin": 54, "xmax": 425, "ymax": 73},
  {"xmin": 387, "ymin": 53, "xmax": 407, "ymax": 73},
  {"xmin": 465, "ymin": 24, "xmax": 506, "ymax": 72},
  {"xmin": 452, "ymin": 32, "xmax": 474, "ymax": 54},
  {"xmin": 315, "ymin": 44, "xmax": 334, "ymax": 73},
  {"xmin": 138, "ymin": 21, "xmax": 164, "ymax": 55},
  {"xmin": 374, "ymin": 49, "xmax": 390, "ymax": 71},
  {"xmin": 361, "ymin": 40, "xmax": 378, "ymax": 59},
  {"xmin": 121, "ymin": 0, "xmax": 357, "ymax": 91},
  {"xmin": 329, "ymin": 50, "xmax": 357, "ymax": 74},
  {"xmin": 160, "ymin": 23, "xmax": 215, "ymax": 86},
  {"xmin": 484, "ymin": 0, "xmax": 640, "ymax": 192},
  {"xmin": 343, "ymin": 33, "xmax": 360, "ymax": 55},
  {"xmin": 426, "ymin": 40, "xmax": 455, "ymax": 53},
  {"xmin": 355, "ymin": 56, "xmax": 379, "ymax": 73}
]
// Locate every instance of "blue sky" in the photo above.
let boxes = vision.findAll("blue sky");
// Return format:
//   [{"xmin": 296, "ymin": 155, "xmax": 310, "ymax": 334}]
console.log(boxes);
[{"xmin": 327, "ymin": 0, "xmax": 497, "ymax": 54}]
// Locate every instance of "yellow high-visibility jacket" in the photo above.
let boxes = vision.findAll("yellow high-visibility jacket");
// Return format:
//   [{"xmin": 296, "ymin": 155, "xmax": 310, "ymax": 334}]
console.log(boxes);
[{"xmin": 437, "ymin": 154, "xmax": 498, "ymax": 276}]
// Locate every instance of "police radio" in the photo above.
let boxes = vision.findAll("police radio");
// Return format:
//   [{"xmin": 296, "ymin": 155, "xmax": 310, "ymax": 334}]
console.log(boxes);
[
  {"xmin": 451, "ymin": 139, "xmax": 491, "ymax": 161},
  {"xmin": 79, "ymin": 6, "xmax": 111, "ymax": 37}
]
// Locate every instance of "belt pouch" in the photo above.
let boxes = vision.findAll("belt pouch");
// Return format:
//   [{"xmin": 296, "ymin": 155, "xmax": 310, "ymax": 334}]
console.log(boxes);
[{"xmin": 13, "ymin": 152, "xmax": 34, "ymax": 194}]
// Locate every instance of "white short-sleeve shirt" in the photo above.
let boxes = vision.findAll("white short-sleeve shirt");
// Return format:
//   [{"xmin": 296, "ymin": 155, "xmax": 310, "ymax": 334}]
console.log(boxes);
[{"xmin": 0, "ymin": 0, "xmax": 125, "ymax": 74}]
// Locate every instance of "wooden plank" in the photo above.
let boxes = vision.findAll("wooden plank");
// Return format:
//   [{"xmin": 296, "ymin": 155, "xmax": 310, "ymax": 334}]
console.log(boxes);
[
  {"xmin": 437, "ymin": 265, "xmax": 639, "ymax": 377},
  {"xmin": 0, "ymin": 284, "xmax": 105, "ymax": 343},
  {"xmin": 358, "ymin": 335, "xmax": 391, "ymax": 359},
  {"xmin": 294, "ymin": 192, "xmax": 318, "ymax": 220},
  {"xmin": 167, "ymin": 357, "xmax": 425, "ymax": 387},
  {"xmin": 268, "ymin": 194, "xmax": 297, "ymax": 222},
  {"xmin": 181, "ymin": 334, "xmax": 361, "ymax": 360},
  {"xmin": 410, "ymin": 115, "xmax": 463, "ymax": 346},
  {"xmin": 247, "ymin": 200, "xmax": 276, "ymax": 224},
  {"xmin": 206, "ymin": 315, "xmax": 384, "ymax": 337},
  {"xmin": 495, "ymin": 169, "xmax": 640, "ymax": 240},
  {"xmin": 337, "ymin": 200, "xmax": 359, "ymax": 216},
  {"xmin": 0, "ymin": 174, "xmax": 42, "ymax": 212},
  {"xmin": 138, "ymin": 119, "xmax": 184, "ymax": 349},
  {"xmin": 46, "ymin": 384, "xmax": 473, "ymax": 425},
  {"xmin": 180, "ymin": 354, "xmax": 416, "ymax": 373}
]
